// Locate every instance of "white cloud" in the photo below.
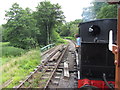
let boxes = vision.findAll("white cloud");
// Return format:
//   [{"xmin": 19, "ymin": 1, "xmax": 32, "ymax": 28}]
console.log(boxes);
[{"xmin": 0, "ymin": 0, "xmax": 93, "ymax": 25}]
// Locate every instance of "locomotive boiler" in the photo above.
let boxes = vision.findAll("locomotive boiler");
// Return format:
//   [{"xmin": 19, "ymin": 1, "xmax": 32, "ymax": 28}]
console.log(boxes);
[{"xmin": 78, "ymin": 19, "xmax": 117, "ymax": 89}]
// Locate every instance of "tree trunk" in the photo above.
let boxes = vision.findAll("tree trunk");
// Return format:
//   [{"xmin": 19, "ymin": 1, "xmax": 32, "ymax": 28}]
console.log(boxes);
[{"xmin": 46, "ymin": 25, "xmax": 49, "ymax": 44}]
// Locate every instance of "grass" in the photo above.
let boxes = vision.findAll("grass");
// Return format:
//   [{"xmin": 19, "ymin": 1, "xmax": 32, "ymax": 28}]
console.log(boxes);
[
  {"xmin": 0, "ymin": 40, "xmax": 65, "ymax": 88},
  {"xmin": 1, "ymin": 48, "xmax": 41, "ymax": 88},
  {"xmin": 1, "ymin": 46, "xmax": 25, "ymax": 57},
  {"xmin": 1, "ymin": 57, "xmax": 13, "ymax": 65},
  {"xmin": 1, "ymin": 42, "xmax": 26, "ymax": 65}
]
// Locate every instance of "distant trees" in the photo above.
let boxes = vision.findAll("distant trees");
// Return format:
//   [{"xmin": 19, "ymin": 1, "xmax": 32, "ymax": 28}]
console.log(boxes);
[
  {"xmin": 3, "ymin": 1, "xmax": 65, "ymax": 49},
  {"xmin": 60, "ymin": 19, "xmax": 82, "ymax": 37},
  {"xmin": 82, "ymin": 7, "xmax": 95, "ymax": 21},
  {"xmin": 82, "ymin": 2, "xmax": 117, "ymax": 21},
  {"xmin": 34, "ymin": 1, "xmax": 65, "ymax": 45},
  {"xmin": 0, "ymin": 25, "xmax": 3, "ymax": 42},
  {"xmin": 3, "ymin": 3, "xmax": 39, "ymax": 49},
  {"xmin": 96, "ymin": 4, "xmax": 117, "ymax": 19}
]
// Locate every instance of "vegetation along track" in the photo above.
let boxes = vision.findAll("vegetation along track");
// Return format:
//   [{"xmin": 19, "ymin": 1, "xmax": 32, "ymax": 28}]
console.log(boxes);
[
  {"xmin": 14, "ymin": 44, "xmax": 68, "ymax": 88},
  {"xmin": 13, "ymin": 40, "xmax": 78, "ymax": 89},
  {"xmin": 45, "ymin": 40, "xmax": 78, "ymax": 89}
]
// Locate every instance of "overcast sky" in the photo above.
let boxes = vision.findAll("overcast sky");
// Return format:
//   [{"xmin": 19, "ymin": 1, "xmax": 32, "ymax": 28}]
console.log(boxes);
[{"xmin": 0, "ymin": 0, "xmax": 93, "ymax": 25}]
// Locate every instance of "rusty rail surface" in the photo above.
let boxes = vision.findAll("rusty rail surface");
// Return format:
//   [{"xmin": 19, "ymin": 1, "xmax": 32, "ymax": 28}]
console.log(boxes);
[
  {"xmin": 44, "ymin": 45, "xmax": 69, "ymax": 89},
  {"xmin": 14, "ymin": 45, "xmax": 66, "ymax": 90},
  {"xmin": 15, "ymin": 45, "xmax": 64, "ymax": 89}
]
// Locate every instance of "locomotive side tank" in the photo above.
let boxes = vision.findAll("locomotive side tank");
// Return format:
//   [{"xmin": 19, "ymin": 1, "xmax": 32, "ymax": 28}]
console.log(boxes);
[{"xmin": 78, "ymin": 19, "xmax": 117, "ymax": 89}]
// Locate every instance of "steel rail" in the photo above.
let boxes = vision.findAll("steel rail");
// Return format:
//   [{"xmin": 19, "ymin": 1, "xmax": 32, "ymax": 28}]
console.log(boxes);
[
  {"xmin": 15, "ymin": 45, "xmax": 64, "ymax": 89},
  {"xmin": 44, "ymin": 45, "xmax": 69, "ymax": 89}
]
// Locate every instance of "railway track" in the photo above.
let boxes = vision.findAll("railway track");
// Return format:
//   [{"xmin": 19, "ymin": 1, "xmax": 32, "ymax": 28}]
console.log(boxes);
[
  {"xmin": 14, "ymin": 44, "xmax": 69, "ymax": 88},
  {"xmin": 2, "ymin": 40, "xmax": 78, "ymax": 89},
  {"xmin": 44, "ymin": 40, "xmax": 78, "ymax": 89}
]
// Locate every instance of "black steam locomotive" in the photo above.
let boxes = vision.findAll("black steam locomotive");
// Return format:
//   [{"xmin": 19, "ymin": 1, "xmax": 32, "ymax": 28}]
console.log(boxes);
[{"xmin": 78, "ymin": 19, "xmax": 117, "ymax": 89}]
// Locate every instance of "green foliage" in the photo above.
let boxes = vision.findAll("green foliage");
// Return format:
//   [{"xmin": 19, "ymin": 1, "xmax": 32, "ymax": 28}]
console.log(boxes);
[
  {"xmin": 3, "ymin": 3, "xmax": 40, "ymax": 49},
  {"xmin": 92, "ymin": 2, "xmax": 106, "ymax": 17},
  {"xmin": 1, "ymin": 46, "xmax": 25, "ymax": 57},
  {"xmin": 51, "ymin": 30, "xmax": 60, "ymax": 42},
  {"xmin": 3, "ymin": 1, "xmax": 66, "ymax": 48},
  {"xmin": 82, "ymin": 7, "xmax": 95, "ymax": 21},
  {"xmin": 82, "ymin": 2, "xmax": 117, "ymax": 21},
  {"xmin": 97, "ymin": 4, "xmax": 117, "ymax": 19},
  {"xmin": 1, "ymin": 42, "xmax": 25, "ymax": 58},
  {"xmin": 0, "ymin": 26, "xmax": 3, "ymax": 42},
  {"xmin": 60, "ymin": 24, "xmax": 70, "ymax": 36},
  {"xmin": 60, "ymin": 19, "xmax": 82, "ymax": 37},
  {"xmin": 1, "ymin": 49, "xmax": 40, "ymax": 87},
  {"xmin": 57, "ymin": 38, "xmax": 65, "ymax": 43},
  {"xmin": 0, "ymin": 42, "xmax": 10, "ymax": 46},
  {"xmin": 34, "ymin": 1, "xmax": 65, "ymax": 45},
  {"xmin": 50, "ymin": 29, "xmax": 66, "ymax": 44},
  {"xmin": 2, "ymin": 57, "xmax": 12, "ymax": 65},
  {"xmin": 64, "ymin": 37, "xmax": 75, "ymax": 40}
]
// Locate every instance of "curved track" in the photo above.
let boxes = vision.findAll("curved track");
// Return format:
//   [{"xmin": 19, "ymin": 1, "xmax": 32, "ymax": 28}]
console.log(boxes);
[{"xmin": 14, "ymin": 40, "xmax": 78, "ymax": 89}]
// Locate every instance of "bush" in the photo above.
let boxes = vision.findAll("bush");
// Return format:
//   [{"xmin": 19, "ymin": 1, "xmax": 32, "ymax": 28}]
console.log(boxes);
[
  {"xmin": 1, "ymin": 46, "xmax": 25, "ymax": 57},
  {"xmin": 51, "ymin": 31, "xmax": 61, "ymax": 42},
  {"xmin": 57, "ymin": 38, "xmax": 65, "ymax": 43},
  {"xmin": 64, "ymin": 37, "xmax": 75, "ymax": 40},
  {"xmin": 0, "ymin": 42, "xmax": 10, "ymax": 47}
]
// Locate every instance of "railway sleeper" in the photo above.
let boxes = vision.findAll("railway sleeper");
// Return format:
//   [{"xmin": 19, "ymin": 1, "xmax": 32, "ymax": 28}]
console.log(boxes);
[
  {"xmin": 59, "ymin": 63, "xmax": 64, "ymax": 66},
  {"xmin": 45, "ymin": 72, "xmax": 51, "ymax": 75},
  {"xmin": 41, "ymin": 76, "xmax": 49, "ymax": 79},
  {"xmin": 58, "ymin": 64, "xmax": 64, "ymax": 67},
  {"xmin": 56, "ymin": 68, "xmax": 63, "ymax": 72},
  {"xmin": 46, "ymin": 69, "xmax": 53, "ymax": 72},
  {"xmin": 47, "ymin": 62, "xmax": 56, "ymax": 65},
  {"xmin": 49, "ymin": 52, "xmax": 61, "ymax": 62},
  {"xmin": 51, "ymin": 79, "xmax": 59, "ymax": 85},
  {"xmin": 55, "ymin": 72, "xmax": 62, "ymax": 76},
  {"xmin": 44, "ymin": 65, "xmax": 54, "ymax": 68},
  {"xmin": 53, "ymin": 76, "xmax": 61, "ymax": 80},
  {"xmin": 58, "ymin": 67, "xmax": 63, "ymax": 70},
  {"xmin": 74, "ymin": 66, "xmax": 77, "ymax": 69}
]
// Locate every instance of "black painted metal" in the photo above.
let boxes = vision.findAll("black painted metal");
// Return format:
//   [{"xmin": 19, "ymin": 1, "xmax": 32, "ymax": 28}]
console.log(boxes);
[
  {"xmin": 78, "ymin": 19, "xmax": 117, "ymax": 80},
  {"xmin": 80, "ymin": 43, "xmax": 115, "ymax": 79},
  {"xmin": 79, "ymin": 19, "xmax": 117, "ymax": 43}
]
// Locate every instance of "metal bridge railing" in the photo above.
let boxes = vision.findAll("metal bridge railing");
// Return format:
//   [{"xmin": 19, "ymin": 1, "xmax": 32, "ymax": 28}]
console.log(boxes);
[{"xmin": 40, "ymin": 43, "xmax": 55, "ymax": 52}]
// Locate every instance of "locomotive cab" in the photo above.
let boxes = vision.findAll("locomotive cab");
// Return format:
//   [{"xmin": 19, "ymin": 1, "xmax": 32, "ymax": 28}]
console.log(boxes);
[{"xmin": 78, "ymin": 19, "xmax": 117, "ymax": 88}]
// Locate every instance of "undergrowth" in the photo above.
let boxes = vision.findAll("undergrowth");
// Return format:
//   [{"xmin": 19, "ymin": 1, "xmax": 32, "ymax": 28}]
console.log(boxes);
[
  {"xmin": 1, "ymin": 46, "xmax": 25, "ymax": 57},
  {"xmin": 1, "ymin": 49, "xmax": 41, "ymax": 88}
]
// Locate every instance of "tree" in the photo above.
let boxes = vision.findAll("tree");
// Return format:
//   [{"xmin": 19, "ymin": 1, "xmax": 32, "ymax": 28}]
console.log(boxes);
[
  {"xmin": 92, "ymin": 2, "xmax": 106, "ymax": 18},
  {"xmin": 34, "ymin": 1, "xmax": 65, "ymax": 45},
  {"xmin": 82, "ymin": 7, "xmax": 95, "ymax": 21},
  {"xmin": 3, "ymin": 3, "xmax": 40, "ymax": 49},
  {"xmin": 0, "ymin": 25, "xmax": 3, "ymax": 42},
  {"xmin": 60, "ymin": 19, "xmax": 82, "ymax": 37},
  {"xmin": 97, "ymin": 4, "xmax": 117, "ymax": 19},
  {"xmin": 82, "ymin": 2, "xmax": 117, "ymax": 21},
  {"xmin": 60, "ymin": 23, "xmax": 71, "ymax": 36}
]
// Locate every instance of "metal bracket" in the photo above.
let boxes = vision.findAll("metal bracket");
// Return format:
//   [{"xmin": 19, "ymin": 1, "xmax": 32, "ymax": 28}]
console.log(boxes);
[{"xmin": 112, "ymin": 45, "xmax": 120, "ymax": 67}]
